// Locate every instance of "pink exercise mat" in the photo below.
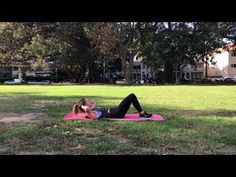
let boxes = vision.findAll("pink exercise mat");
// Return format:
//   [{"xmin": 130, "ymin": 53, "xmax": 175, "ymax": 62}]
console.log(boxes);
[{"xmin": 64, "ymin": 112, "xmax": 165, "ymax": 121}]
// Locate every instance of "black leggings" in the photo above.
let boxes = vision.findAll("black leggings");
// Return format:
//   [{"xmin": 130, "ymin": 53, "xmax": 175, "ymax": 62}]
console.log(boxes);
[{"xmin": 107, "ymin": 93, "xmax": 143, "ymax": 118}]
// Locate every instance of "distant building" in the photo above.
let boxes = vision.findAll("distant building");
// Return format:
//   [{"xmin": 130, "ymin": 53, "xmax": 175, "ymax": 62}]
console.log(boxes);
[
  {"xmin": 132, "ymin": 59, "xmax": 151, "ymax": 83},
  {"xmin": 0, "ymin": 65, "xmax": 24, "ymax": 82},
  {"xmin": 180, "ymin": 43, "xmax": 236, "ymax": 80},
  {"xmin": 0, "ymin": 58, "xmax": 53, "ymax": 82},
  {"xmin": 207, "ymin": 44, "xmax": 236, "ymax": 77},
  {"xmin": 108, "ymin": 54, "xmax": 151, "ymax": 84},
  {"xmin": 181, "ymin": 61, "xmax": 205, "ymax": 80}
]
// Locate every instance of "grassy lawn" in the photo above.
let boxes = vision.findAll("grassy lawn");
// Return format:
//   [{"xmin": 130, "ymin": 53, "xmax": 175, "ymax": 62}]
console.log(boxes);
[{"xmin": 0, "ymin": 85, "xmax": 236, "ymax": 155}]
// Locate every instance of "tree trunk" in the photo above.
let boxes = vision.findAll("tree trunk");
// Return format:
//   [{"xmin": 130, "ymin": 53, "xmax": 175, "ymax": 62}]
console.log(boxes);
[
  {"xmin": 205, "ymin": 60, "xmax": 208, "ymax": 78},
  {"xmin": 87, "ymin": 68, "xmax": 90, "ymax": 84},
  {"xmin": 121, "ymin": 52, "xmax": 127, "ymax": 81},
  {"xmin": 67, "ymin": 67, "xmax": 75, "ymax": 83},
  {"xmin": 18, "ymin": 67, "xmax": 22, "ymax": 83},
  {"xmin": 176, "ymin": 63, "xmax": 187, "ymax": 84},
  {"xmin": 152, "ymin": 66, "xmax": 158, "ymax": 84},
  {"xmin": 81, "ymin": 68, "xmax": 90, "ymax": 84},
  {"xmin": 55, "ymin": 68, "xmax": 59, "ymax": 83},
  {"xmin": 164, "ymin": 60, "xmax": 173, "ymax": 83},
  {"xmin": 125, "ymin": 54, "xmax": 134, "ymax": 84},
  {"xmin": 124, "ymin": 59, "xmax": 129, "ymax": 84},
  {"xmin": 174, "ymin": 64, "xmax": 180, "ymax": 84}
]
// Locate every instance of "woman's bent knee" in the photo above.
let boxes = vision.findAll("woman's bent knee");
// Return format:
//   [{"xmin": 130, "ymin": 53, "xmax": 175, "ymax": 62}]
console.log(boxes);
[
  {"xmin": 129, "ymin": 93, "xmax": 137, "ymax": 99},
  {"xmin": 129, "ymin": 93, "xmax": 135, "ymax": 97}
]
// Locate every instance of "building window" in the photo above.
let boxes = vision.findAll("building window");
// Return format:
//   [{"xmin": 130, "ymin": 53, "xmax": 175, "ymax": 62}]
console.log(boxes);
[
  {"xmin": 137, "ymin": 74, "xmax": 140, "ymax": 79},
  {"xmin": 231, "ymin": 51, "xmax": 236, "ymax": 57},
  {"xmin": 197, "ymin": 64, "xmax": 203, "ymax": 69},
  {"xmin": 231, "ymin": 64, "xmax": 236, "ymax": 68},
  {"xmin": 13, "ymin": 67, "xmax": 18, "ymax": 71}
]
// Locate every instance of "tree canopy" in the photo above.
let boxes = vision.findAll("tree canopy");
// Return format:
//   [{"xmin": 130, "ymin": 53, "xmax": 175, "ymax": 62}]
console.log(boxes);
[{"xmin": 0, "ymin": 22, "xmax": 234, "ymax": 84}]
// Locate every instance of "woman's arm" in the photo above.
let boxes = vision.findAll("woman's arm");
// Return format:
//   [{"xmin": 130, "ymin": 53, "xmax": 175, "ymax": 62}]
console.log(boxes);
[
  {"xmin": 90, "ymin": 102, "xmax": 96, "ymax": 110},
  {"xmin": 82, "ymin": 105, "xmax": 96, "ymax": 119}
]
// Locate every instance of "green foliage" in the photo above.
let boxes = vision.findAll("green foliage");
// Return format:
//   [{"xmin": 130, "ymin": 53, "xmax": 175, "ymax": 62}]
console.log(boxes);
[
  {"xmin": 0, "ymin": 22, "xmax": 235, "ymax": 84},
  {"xmin": 139, "ymin": 22, "xmax": 235, "ymax": 83}
]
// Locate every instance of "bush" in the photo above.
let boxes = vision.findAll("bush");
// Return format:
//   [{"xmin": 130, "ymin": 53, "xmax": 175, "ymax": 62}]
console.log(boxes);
[
  {"xmin": 0, "ymin": 77, "xmax": 13, "ymax": 83},
  {"xmin": 23, "ymin": 76, "xmax": 52, "ymax": 82}
]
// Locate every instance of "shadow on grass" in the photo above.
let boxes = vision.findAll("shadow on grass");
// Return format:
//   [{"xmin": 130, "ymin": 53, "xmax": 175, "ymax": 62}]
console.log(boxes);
[
  {"xmin": 1, "ymin": 92, "xmax": 236, "ymax": 119},
  {"xmin": 152, "ymin": 107, "xmax": 236, "ymax": 118},
  {"xmin": 0, "ymin": 94, "xmax": 126, "ymax": 117},
  {"xmin": 1, "ymin": 93, "xmax": 236, "ymax": 155},
  {"xmin": 0, "ymin": 92, "xmax": 42, "ymax": 96},
  {"xmin": 0, "ymin": 92, "xmax": 125, "ymax": 100},
  {"xmin": 169, "ymin": 109, "xmax": 236, "ymax": 118}
]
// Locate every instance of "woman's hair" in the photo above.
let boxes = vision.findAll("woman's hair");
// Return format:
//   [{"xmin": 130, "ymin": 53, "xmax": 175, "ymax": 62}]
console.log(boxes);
[{"xmin": 72, "ymin": 98, "xmax": 86, "ymax": 114}]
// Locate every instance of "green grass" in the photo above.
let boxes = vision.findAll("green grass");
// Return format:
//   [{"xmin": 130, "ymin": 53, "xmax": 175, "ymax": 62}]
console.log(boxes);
[{"xmin": 0, "ymin": 85, "xmax": 236, "ymax": 154}]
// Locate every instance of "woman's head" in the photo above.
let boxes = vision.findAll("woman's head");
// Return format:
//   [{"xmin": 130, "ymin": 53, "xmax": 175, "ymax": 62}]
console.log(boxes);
[
  {"xmin": 72, "ymin": 98, "xmax": 86, "ymax": 114},
  {"xmin": 83, "ymin": 98, "xmax": 94, "ymax": 107},
  {"xmin": 72, "ymin": 98, "xmax": 94, "ymax": 114}
]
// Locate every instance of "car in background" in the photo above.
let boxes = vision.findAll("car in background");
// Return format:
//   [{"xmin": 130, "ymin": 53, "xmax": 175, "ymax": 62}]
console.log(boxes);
[
  {"xmin": 28, "ymin": 80, "xmax": 39, "ymax": 84},
  {"xmin": 215, "ymin": 77, "xmax": 224, "ymax": 82},
  {"xmin": 59, "ymin": 80, "xmax": 72, "ymax": 84},
  {"xmin": 208, "ymin": 76, "xmax": 223, "ymax": 82},
  {"xmin": 229, "ymin": 76, "xmax": 236, "ymax": 82},
  {"xmin": 223, "ymin": 76, "xmax": 234, "ymax": 82},
  {"xmin": 38, "ymin": 80, "xmax": 51, "ymax": 84},
  {"xmin": 115, "ymin": 79, "xmax": 126, "ymax": 84},
  {"xmin": 233, "ymin": 76, "xmax": 236, "ymax": 82},
  {"xmin": 27, "ymin": 80, "xmax": 51, "ymax": 85},
  {"xmin": 131, "ymin": 79, "xmax": 140, "ymax": 84},
  {"xmin": 202, "ymin": 77, "xmax": 211, "ymax": 82},
  {"xmin": 192, "ymin": 78, "xmax": 203, "ymax": 82},
  {"xmin": 4, "ymin": 80, "xmax": 19, "ymax": 84}
]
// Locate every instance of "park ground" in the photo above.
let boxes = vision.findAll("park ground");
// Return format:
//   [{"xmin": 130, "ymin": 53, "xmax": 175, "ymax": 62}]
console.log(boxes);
[{"xmin": 0, "ymin": 85, "xmax": 236, "ymax": 155}]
